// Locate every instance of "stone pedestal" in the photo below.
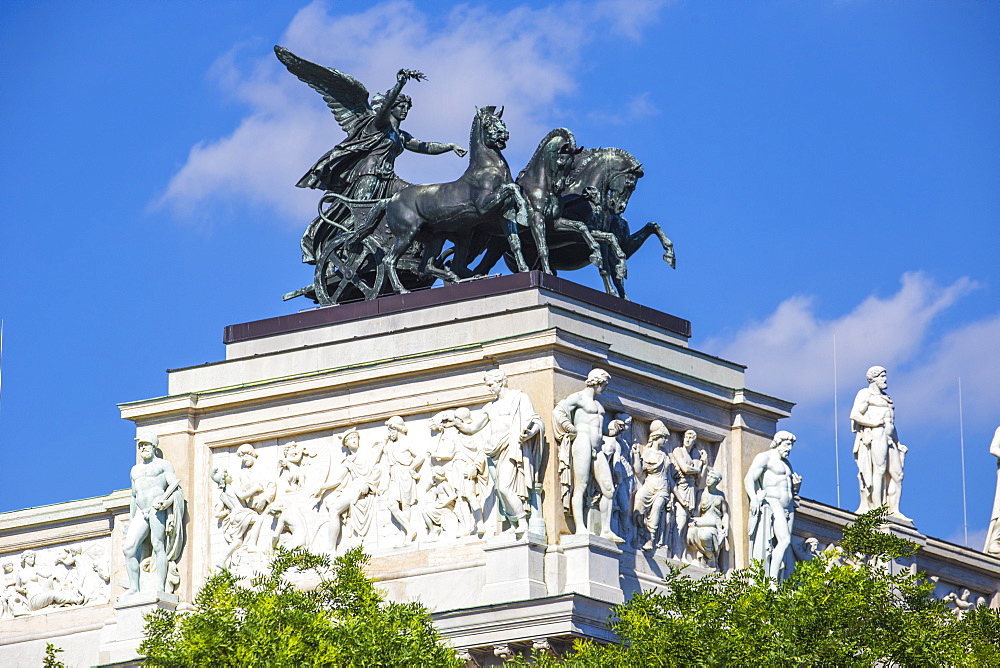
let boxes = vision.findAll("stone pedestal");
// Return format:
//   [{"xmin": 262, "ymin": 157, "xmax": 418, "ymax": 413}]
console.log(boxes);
[
  {"xmin": 98, "ymin": 592, "xmax": 178, "ymax": 665},
  {"xmin": 114, "ymin": 272, "xmax": 794, "ymax": 645},
  {"xmin": 482, "ymin": 533, "xmax": 548, "ymax": 604},
  {"xmin": 559, "ymin": 534, "xmax": 624, "ymax": 604}
]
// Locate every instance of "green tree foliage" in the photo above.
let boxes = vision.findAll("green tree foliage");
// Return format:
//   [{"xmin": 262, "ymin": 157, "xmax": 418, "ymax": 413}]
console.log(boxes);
[
  {"xmin": 140, "ymin": 547, "xmax": 461, "ymax": 668},
  {"xmin": 529, "ymin": 508, "xmax": 1000, "ymax": 667},
  {"xmin": 42, "ymin": 643, "xmax": 67, "ymax": 668}
]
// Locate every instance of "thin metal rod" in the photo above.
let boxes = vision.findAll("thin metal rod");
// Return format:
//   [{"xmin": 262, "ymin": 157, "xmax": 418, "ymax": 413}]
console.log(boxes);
[
  {"xmin": 833, "ymin": 335, "xmax": 841, "ymax": 508},
  {"xmin": 959, "ymin": 377, "xmax": 968, "ymax": 546}
]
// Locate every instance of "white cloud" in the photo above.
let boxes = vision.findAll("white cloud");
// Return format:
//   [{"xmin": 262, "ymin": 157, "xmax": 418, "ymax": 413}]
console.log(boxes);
[
  {"xmin": 894, "ymin": 312, "xmax": 1000, "ymax": 429},
  {"xmin": 703, "ymin": 272, "xmax": 979, "ymax": 408},
  {"xmin": 701, "ymin": 272, "xmax": 1000, "ymax": 443},
  {"xmin": 155, "ymin": 0, "xmax": 670, "ymax": 225}
]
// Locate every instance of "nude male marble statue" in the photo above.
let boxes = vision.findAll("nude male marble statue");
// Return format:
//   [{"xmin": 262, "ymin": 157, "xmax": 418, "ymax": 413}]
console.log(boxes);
[
  {"xmin": 553, "ymin": 369, "xmax": 611, "ymax": 535},
  {"xmin": 123, "ymin": 436, "xmax": 185, "ymax": 595},
  {"xmin": 851, "ymin": 366, "xmax": 908, "ymax": 519},
  {"xmin": 745, "ymin": 430, "xmax": 801, "ymax": 582}
]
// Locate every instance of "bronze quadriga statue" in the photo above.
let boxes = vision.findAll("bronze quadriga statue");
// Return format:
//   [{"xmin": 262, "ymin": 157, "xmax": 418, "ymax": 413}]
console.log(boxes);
[{"xmin": 275, "ymin": 46, "xmax": 674, "ymax": 305}]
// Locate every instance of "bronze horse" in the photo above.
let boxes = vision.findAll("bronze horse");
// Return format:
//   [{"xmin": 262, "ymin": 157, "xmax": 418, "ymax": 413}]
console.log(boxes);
[
  {"xmin": 517, "ymin": 147, "xmax": 676, "ymax": 299},
  {"xmin": 470, "ymin": 127, "xmax": 581, "ymax": 277},
  {"xmin": 381, "ymin": 106, "xmax": 529, "ymax": 294}
]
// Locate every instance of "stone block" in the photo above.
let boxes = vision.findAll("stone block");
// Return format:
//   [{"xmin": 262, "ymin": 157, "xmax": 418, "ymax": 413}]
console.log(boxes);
[
  {"xmin": 559, "ymin": 534, "xmax": 624, "ymax": 604},
  {"xmin": 481, "ymin": 533, "xmax": 547, "ymax": 604}
]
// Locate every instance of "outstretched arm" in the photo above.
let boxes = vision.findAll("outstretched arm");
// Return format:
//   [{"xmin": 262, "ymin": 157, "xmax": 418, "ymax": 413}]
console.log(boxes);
[{"xmin": 404, "ymin": 136, "xmax": 467, "ymax": 157}]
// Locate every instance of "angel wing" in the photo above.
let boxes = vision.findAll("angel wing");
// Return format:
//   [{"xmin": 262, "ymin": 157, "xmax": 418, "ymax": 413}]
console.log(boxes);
[{"xmin": 274, "ymin": 45, "xmax": 372, "ymax": 132}]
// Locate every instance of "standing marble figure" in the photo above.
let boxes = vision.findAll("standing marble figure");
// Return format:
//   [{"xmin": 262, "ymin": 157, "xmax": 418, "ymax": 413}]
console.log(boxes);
[
  {"xmin": 851, "ymin": 366, "xmax": 908, "ymax": 519},
  {"xmin": 384, "ymin": 416, "xmax": 423, "ymax": 542},
  {"xmin": 984, "ymin": 426, "xmax": 1000, "ymax": 555},
  {"xmin": 744, "ymin": 431, "xmax": 800, "ymax": 582},
  {"xmin": 553, "ymin": 369, "xmax": 611, "ymax": 535},
  {"xmin": 123, "ymin": 436, "xmax": 185, "ymax": 595},
  {"xmin": 447, "ymin": 370, "xmax": 544, "ymax": 536},
  {"xmin": 669, "ymin": 429, "xmax": 706, "ymax": 559},
  {"xmin": 635, "ymin": 420, "xmax": 672, "ymax": 550}
]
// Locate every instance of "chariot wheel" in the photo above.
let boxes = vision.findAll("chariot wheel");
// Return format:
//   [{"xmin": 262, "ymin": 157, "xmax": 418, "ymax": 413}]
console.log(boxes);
[{"xmin": 313, "ymin": 238, "xmax": 386, "ymax": 305}]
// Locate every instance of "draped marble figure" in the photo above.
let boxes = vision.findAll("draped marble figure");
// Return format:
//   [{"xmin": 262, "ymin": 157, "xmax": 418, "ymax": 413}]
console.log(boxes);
[
  {"xmin": 211, "ymin": 443, "xmax": 276, "ymax": 568},
  {"xmin": 317, "ymin": 428, "xmax": 387, "ymax": 553},
  {"xmin": 687, "ymin": 469, "xmax": 729, "ymax": 570},
  {"xmin": 634, "ymin": 420, "xmax": 672, "ymax": 551},
  {"xmin": 669, "ymin": 429, "xmax": 706, "ymax": 559},
  {"xmin": 447, "ymin": 370, "xmax": 544, "ymax": 536}
]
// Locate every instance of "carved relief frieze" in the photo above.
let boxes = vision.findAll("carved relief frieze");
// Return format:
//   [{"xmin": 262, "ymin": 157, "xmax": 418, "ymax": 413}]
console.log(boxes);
[{"xmin": 0, "ymin": 539, "xmax": 111, "ymax": 618}]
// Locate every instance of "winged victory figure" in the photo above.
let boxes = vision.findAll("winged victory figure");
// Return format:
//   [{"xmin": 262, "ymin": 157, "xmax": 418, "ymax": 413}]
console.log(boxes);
[{"xmin": 274, "ymin": 46, "xmax": 467, "ymax": 264}]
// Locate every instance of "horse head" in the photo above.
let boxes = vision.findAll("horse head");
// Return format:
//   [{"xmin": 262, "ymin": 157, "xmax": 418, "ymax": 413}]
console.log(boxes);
[
  {"xmin": 474, "ymin": 106, "xmax": 510, "ymax": 152},
  {"xmin": 568, "ymin": 148, "xmax": 643, "ymax": 215},
  {"xmin": 517, "ymin": 128, "xmax": 581, "ymax": 192}
]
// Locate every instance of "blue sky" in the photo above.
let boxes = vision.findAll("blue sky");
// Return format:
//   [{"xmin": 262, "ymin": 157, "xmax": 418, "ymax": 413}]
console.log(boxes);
[{"xmin": 1, "ymin": 1, "xmax": 998, "ymax": 547}]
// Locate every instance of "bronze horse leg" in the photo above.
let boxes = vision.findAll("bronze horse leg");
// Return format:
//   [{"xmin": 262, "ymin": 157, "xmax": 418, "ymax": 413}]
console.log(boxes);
[{"xmin": 621, "ymin": 221, "xmax": 676, "ymax": 268}]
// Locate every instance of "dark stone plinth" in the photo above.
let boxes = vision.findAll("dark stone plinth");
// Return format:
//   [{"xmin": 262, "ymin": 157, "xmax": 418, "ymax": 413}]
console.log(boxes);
[{"xmin": 223, "ymin": 272, "xmax": 691, "ymax": 345}]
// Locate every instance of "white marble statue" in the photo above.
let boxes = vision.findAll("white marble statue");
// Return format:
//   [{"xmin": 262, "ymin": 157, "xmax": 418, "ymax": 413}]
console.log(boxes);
[
  {"xmin": 669, "ymin": 429, "xmax": 707, "ymax": 559},
  {"xmin": 422, "ymin": 466, "xmax": 459, "ymax": 538},
  {"xmin": 594, "ymin": 418, "xmax": 625, "ymax": 542},
  {"xmin": 430, "ymin": 408, "xmax": 488, "ymax": 536},
  {"xmin": 610, "ymin": 413, "xmax": 639, "ymax": 545},
  {"xmin": 984, "ymin": 426, "xmax": 1000, "ymax": 555},
  {"xmin": 447, "ymin": 369, "xmax": 544, "ymax": 536},
  {"xmin": 211, "ymin": 443, "xmax": 277, "ymax": 568},
  {"xmin": 270, "ymin": 441, "xmax": 321, "ymax": 550},
  {"xmin": 123, "ymin": 436, "xmax": 185, "ymax": 595},
  {"xmin": 687, "ymin": 469, "xmax": 729, "ymax": 570},
  {"xmin": 634, "ymin": 420, "xmax": 672, "ymax": 551},
  {"xmin": 384, "ymin": 416, "xmax": 424, "ymax": 542},
  {"xmin": 316, "ymin": 428, "xmax": 387, "ymax": 554},
  {"xmin": 553, "ymin": 369, "xmax": 611, "ymax": 535},
  {"xmin": 851, "ymin": 366, "xmax": 908, "ymax": 519},
  {"xmin": 745, "ymin": 430, "xmax": 801, "ymax": 582}
]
